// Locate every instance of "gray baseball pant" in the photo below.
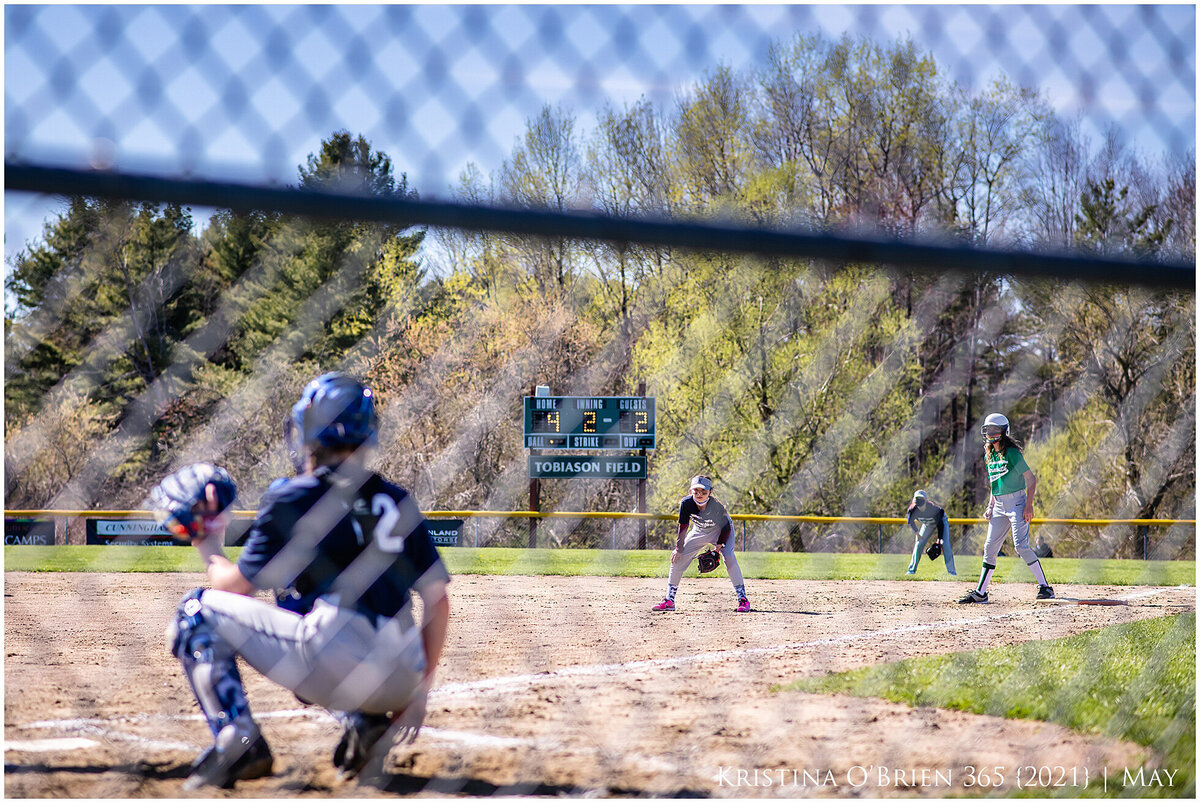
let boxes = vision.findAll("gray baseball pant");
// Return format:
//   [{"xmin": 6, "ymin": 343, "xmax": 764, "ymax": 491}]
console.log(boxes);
[
  {"xmin": 907, "ymin": 519, "xmax": 956, "ymax": 574},
  {"xmin": 983, "ymin": 490, "xmax": 1039, "ymax": 565},
  {"xmin": 169, "ymin": 590, "xmax": 426, "ymax": 715},
  {"xmin": 668, "ymin": 531, "xmax": 744, "ymax": 588}
]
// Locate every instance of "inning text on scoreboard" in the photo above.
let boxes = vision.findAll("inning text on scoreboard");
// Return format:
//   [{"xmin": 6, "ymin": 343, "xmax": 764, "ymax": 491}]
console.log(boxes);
[{"xmin": 523, "ymin": 396, "xmax": 656, "ymax": 449}]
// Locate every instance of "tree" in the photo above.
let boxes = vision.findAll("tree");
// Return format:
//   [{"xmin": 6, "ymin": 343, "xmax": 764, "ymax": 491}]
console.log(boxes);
[
  {"xmin": 1158, "ymin": 150, "xmax": 1196, "ymax": 262},
  {"xmin": 755, "ymin": 33, "xmax": 844, "ymax": 225},
  {"xmin": 1019, "ymin": 115, "xmax": 1089, "ymax": 249},
  {"xmin": 4, "ymin": 198, "xmax": 201, "ymax": 419},
  {"xmin": 856, "ymin": 39, "xmax": 947, "ymax": 234},
  {"xmin": 1074, "ymin": 177, "xmax": 1172, "ymax": 257},
  {"xmin": 944, "ymin": 80, "xmax": 1039, "ymax": 245},
  {"xmin": 297, "ymin": 131, "xmax": 404, "ymax": 197},
  {"xmin": 498, "ymin": 105, "xmax": 587, "ymax": 293},
  {"xmin": 435, "ymin": 163, "xmax": 511, "ymax": 300},
  {"xmin": 672, "ymin": 65, "xmax": 753, "ymax": 212},
  {"xmin": 585, "ymin": 98, "xmax": 673, "ymax": 328},
  {"xmin": 223, "ymin": 131, "xmax": 423, "ymax": 368}
]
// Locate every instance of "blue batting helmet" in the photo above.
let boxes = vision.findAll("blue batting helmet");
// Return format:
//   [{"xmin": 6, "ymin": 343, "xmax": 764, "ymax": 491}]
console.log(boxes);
[{"xmin": 290, "ymin": 372, "xmax": 378, "ymax": 450}]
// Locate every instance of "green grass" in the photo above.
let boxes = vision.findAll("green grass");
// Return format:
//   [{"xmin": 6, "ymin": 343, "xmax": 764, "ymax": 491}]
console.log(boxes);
[
  {"xmin": 4, "ymin": 545, "xmax": 1194, "ymax": 586},
  {"xmin": 782, "ymin": 613, "xmax": 1196, "ymax": 798}
]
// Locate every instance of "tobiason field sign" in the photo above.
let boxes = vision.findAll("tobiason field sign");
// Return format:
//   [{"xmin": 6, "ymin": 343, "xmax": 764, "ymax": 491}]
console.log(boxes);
[{"xmin": 528, "ymin": 456, "xmax": 648, "ymax": 479}]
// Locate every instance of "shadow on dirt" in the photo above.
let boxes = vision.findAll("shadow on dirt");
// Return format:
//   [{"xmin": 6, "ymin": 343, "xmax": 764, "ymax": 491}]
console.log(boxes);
[
  {"xmin": 362, "ymin": 770, "xmax": 711, "ymax": 798},
  {"xmin": 3, "ymin": 759, "xmax": 190, "ymax": 781}
]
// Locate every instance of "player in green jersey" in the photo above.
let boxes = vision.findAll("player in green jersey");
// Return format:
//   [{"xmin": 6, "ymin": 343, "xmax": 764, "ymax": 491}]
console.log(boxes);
[{"xmin": 958, "ymin": 413, "xmax": 1054, "ymax": 603}]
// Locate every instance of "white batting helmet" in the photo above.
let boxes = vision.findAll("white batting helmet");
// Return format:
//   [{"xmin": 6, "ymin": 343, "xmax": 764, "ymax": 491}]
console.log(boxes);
[{"xmin": 981, "ymin": 412, "xmax": 1009, "ymax": 441}]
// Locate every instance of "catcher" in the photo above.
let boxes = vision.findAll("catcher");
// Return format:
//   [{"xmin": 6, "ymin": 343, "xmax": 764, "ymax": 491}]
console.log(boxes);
[
  {"xmin": 905, "ymin": 489, "xmax": 956, "ymax": 575},
  {"xmin": 652, "ymin": 475, "xmax": 750, "ymax": 612},
  {"xmin": 149, "ymin": 373, "xmax": 451, "ymax": 790}
]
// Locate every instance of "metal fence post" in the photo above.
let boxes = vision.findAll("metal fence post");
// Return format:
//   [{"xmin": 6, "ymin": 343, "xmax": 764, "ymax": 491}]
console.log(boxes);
[
  {"xmin": 878, "ymin": 523, "xmax": 883, "ymax": 554},
  {"xmin": 1141, "ymin": 525, "xmax": 1149, "ymax": 559}
]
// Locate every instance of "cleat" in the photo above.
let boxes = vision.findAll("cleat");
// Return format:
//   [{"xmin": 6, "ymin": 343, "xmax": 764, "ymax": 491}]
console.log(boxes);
[
  {"xmin": 957, "ymin": 590, "xmax": 989, "ymax": 604},
  {"xmin": 183, "ymin": 733, "xmax": 273, "ymax": 790},
  {"xmin": 736, "ymin": 597, "xmax": 751, "ymax": 613},
  {"xmin": 333, "ymin": 712, "xmax": 393, "ymax": 779},
  {"xmin": 651, "ymin": 598, "xmax": 675, "ymax": 612},
  {"xmin": 1036, "ymin": 585, "xmax": 1056, "ymax": 600}
]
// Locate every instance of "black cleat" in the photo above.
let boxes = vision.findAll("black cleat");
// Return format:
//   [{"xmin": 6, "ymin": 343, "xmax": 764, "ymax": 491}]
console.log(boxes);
[
  {"xmin": 957, "ymin": 590, "xmax": 989, "ymax": 604},
  {"xmin": 333, "ymin": 712, "xmax": 394, "ymax": 779},
  {"xmin": 1036, "ymin": 585, "xmax": 1056, "ymax": 600},
  {"xmin": 183, "ymin": 732, "xmax": 273, "ymax": 790}
]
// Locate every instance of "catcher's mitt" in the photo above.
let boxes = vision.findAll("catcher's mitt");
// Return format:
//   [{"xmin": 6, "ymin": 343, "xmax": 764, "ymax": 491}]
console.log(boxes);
[
  {"xmin": 697, "ymin": 545, "xmax": 722, "ymax": 574},
  {"xmin": 149, "ymin": 463, "xmax": 237, "ymax": 541},
  {"xmin": 925, "ymin": 540, "xmax": 943, "ymax": 561}
]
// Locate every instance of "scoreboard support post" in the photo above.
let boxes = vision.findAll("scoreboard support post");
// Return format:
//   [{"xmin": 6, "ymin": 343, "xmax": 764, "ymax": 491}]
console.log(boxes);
[
  {"xmin": 637, "ymin": 380, "xmax": 647, "ymax": 549},
  {"xmin": 637, "ymin": 475, "xmax": 647, "ymax": 549},
  {"xmin": 528, "ymin": 383, "xmax": 541, "ymax": 548},
  {"xmin": 529, "ymin": 474, "xmax": 539, "ymax": 548}
]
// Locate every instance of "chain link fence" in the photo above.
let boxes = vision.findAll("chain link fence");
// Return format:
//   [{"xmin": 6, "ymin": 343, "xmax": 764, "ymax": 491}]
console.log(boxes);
[{"xmin": 4, "ymin": 4, "xmax": 1196, "ymax": 799}]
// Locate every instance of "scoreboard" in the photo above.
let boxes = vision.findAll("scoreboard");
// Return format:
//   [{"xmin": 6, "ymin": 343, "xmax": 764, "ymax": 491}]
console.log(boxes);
[{"xmin": 523, "ymin": 396, "xmax": 656, "ymax": 450}]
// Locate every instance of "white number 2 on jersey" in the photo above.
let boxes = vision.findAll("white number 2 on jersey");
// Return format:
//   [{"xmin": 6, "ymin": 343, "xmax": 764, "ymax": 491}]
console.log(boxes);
[{"xmin": 370, "ymin": 493, "xmax": 407, "ymax": 552}]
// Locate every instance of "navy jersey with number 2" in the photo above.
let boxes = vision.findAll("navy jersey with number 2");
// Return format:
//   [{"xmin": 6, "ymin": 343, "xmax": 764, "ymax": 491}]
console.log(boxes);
[{"xmin": 238, "ymin": 465, "xmax": 449, "ymax": 619}]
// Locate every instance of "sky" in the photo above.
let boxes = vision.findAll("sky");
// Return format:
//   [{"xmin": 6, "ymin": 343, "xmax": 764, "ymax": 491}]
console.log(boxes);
[{"xmin": 4, "ymin": 4, "xmax": 1195, "ymax": 266}]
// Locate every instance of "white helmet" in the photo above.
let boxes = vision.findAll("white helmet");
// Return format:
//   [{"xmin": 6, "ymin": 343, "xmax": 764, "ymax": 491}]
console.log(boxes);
[{"xmin": 981, "ymin": 412, "xmax": 1009, "ymax": 442}]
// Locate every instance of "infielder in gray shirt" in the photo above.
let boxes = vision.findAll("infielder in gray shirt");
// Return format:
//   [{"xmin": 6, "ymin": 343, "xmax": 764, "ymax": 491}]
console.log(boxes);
[{"xmin": 653, "ymin": 475, "xmax": 750, "ymax": 612}]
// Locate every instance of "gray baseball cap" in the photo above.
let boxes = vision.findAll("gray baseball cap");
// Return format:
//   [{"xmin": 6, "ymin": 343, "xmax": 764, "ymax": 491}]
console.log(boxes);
[
  {"xmin": 690, "ymin": 475, "xmax": 713, "ymax": 491},
  {"xmin": 913, "ymin": 489, "xmax": 928, "ymax": 503}
]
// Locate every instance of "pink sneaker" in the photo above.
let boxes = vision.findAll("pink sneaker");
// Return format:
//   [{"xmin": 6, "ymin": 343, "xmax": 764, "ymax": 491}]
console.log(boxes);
[
  {"xmin": 652, "ymin": 598, "xmax": 675, "ymax": 612},
  {"xmin": 736, "ymin": 597, "xmax": 751, "ymax": 613}
]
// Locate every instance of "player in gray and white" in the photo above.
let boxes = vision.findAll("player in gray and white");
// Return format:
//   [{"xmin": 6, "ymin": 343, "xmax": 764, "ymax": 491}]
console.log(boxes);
[
  {"xmin": 905, "ymin": 490, "xmax": 956, "ymax": 575},
  {"xmin": 652, "ymin": 475, "xmax": 750, "ymax": 612}
]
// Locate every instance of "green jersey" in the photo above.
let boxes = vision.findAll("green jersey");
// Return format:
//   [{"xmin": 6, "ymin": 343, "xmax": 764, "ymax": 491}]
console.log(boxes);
[{"xmin": 985, "ymin": 446, "xmax": 1029, "ymax": 495}]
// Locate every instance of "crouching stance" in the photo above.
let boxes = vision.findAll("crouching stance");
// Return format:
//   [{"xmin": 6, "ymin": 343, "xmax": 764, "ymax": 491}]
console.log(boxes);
[
  {"xmin": 905, "ymin": 490, "xmax": 956, "ymax": 575},
  {"xmin": 652, "ymin": 475, "xmax": 749, "ymax": 613},
  {"xmin": 153, "ymin": 373, "xmax": 451, "ymax": 789}
]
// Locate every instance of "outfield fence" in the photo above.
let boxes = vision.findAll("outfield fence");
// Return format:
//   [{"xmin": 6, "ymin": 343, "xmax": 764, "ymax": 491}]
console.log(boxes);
[{"xmin": 6, "ymin": 509, "xmax": 1193, "ymax": 561}]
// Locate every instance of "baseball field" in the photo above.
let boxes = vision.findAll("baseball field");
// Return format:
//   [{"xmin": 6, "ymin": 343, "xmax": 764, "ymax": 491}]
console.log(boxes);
[{"xmin": 4, "ymin": 549, "xmax": 1195, "ymax": 799}]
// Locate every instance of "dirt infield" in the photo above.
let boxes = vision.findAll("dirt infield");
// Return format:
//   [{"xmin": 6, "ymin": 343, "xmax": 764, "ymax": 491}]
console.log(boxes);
[{"xmin": 4, "ymin": 572, "xmax": 1193, "ymax": 798}]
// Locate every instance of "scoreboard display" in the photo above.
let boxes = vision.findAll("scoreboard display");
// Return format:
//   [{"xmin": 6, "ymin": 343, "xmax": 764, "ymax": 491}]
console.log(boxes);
[{"xmin": 523, "ymin": 396, "xmax": 656, "ymax": 450}]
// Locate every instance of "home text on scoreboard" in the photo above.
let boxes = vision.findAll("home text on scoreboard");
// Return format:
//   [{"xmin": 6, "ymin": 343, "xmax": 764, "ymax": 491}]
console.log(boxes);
[{"xmin": 523, "ymin": 396, "xmax": 656, "ymax": 450}]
